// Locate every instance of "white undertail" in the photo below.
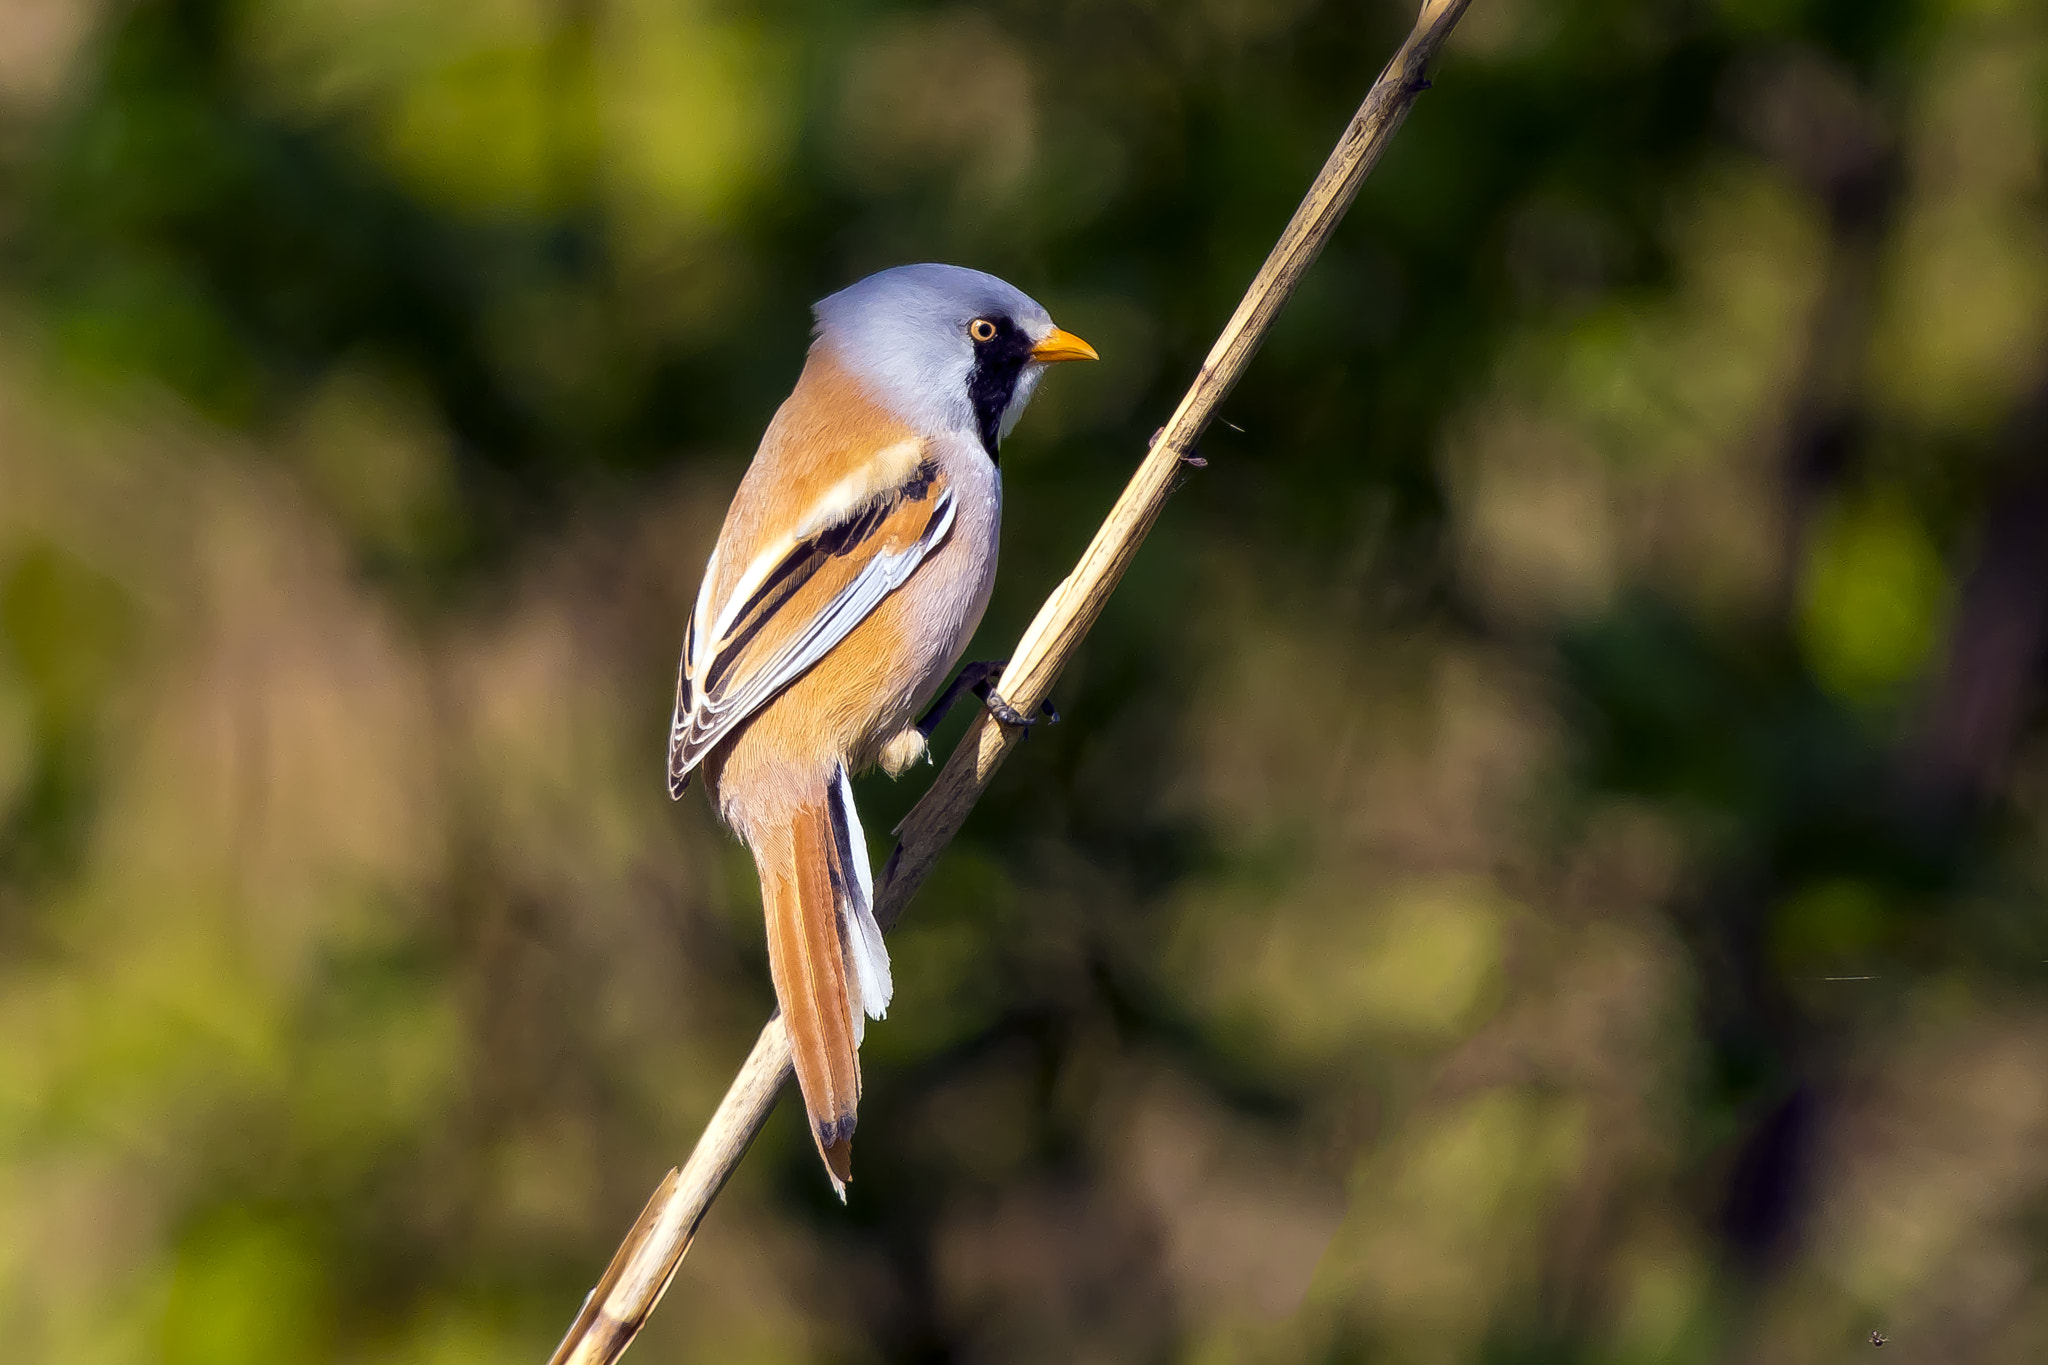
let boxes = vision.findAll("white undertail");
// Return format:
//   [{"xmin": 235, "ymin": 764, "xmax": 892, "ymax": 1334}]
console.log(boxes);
[{"xmin": 829, "ymin": 764, "xmax": 892, "ymax": 1040}]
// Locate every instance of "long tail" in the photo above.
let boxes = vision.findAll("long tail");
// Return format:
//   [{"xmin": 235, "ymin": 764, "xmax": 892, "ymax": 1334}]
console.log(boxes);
[{"xmin": 756, "ymin": 764, "xmax": 891, "ymax": 1195}]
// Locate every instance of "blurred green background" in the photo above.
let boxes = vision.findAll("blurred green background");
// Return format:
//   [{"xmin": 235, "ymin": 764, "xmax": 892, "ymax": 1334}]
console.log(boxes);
[{"xmin": 2, "ymin": 0, "xmax": 2047, "ymax": 1361}]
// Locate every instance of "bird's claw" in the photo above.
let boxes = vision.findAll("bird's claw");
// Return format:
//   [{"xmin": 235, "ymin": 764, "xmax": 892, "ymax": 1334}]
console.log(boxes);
[
  {"xmin": 984, "ymin": 691, "xmax": 1035, "ymax": 729},
  {"xmin": 983, "ymin": 690, "xmax": 1060, "ymax": 733}
]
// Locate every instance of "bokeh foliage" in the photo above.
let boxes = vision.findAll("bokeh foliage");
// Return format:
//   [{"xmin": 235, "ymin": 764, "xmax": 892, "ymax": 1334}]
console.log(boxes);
[{"xmin": 3, "ymin": 0, "xmax": 2048, "ymax": 1361}]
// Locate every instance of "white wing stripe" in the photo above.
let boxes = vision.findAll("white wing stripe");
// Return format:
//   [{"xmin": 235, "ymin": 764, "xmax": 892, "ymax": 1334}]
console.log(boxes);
[
  {"xmin": 686, "ymin": 546, "xmax": 721, "ymax": 676},
  {"xmin": 691, "ymin": 439, "xmax": 928, "ymax": 680},
  {"xmin": 670, "ymin": 488, "xmax": 957, "ymax": 775},
  {"xmin": 696, "ymin": 535, "xmax": 794, "ymax": 678}
]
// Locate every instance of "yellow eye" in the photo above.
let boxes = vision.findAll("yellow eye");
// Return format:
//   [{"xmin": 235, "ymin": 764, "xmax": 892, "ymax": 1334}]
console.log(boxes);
[{"xmin": 969, "ymin": 318, "xmax": 998, "ymax": 343}]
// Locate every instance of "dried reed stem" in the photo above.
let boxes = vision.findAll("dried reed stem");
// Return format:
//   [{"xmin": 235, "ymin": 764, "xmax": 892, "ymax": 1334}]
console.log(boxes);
[{"xmin": 547, "ymin": 4, "xmax": 1471, "ymax": 1360}]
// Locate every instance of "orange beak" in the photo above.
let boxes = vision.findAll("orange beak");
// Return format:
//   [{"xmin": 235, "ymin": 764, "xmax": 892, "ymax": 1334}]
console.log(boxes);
[{"xmin": 1030, "ymin": 327, "xmax": 1100, "ymax": 364}]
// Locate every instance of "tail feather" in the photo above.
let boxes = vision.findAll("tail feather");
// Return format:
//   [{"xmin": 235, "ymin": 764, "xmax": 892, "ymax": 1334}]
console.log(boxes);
[
  {"xmin": 760, "ymin": 799, "xmax": 861, "ymax": 1194},
  {"xmin": 829, "ymin": 764, "xmax": 892, "ymax": 1030}
]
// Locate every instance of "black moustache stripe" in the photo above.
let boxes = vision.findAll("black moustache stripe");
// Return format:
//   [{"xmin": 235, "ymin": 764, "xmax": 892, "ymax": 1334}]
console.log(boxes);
[{"xmin": 966, "ymin": 320, "xmax": 1038, "ymax": 462}]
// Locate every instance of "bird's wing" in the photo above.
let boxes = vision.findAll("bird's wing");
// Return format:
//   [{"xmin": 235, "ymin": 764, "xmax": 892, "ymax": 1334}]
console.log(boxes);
[{"xmin": 668, "ymin": 452, "xmax": 955, "ymax": 793}]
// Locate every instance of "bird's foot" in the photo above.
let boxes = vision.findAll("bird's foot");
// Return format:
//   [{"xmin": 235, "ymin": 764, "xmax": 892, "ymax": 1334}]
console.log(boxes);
[
  {"xmin": 984, "ymin": 690, "xmax": 1059, "ymax": 732},
  {"xmin": 922, "ymin": 661, "xmax": 1060, "ymax": 738},
  {"xmin": 984, "ymin": 691, "xmax": 1033, "ymax": 728}
]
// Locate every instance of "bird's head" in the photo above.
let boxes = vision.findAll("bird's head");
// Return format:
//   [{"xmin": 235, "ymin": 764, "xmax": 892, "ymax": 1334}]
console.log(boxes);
[{"xmin": 813, "ymin": 263, "xmax": 1098, "ymax": 459}]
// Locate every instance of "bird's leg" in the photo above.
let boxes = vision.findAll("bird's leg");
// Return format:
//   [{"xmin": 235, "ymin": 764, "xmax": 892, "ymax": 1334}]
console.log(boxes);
[
  {"xmin": 917, "ymin": 659, "xmax": 1058, "ymax": 737},
  {"xmin": 883, "ymin": 662, "xmax": 1059, "ymax": 777},
  {"xmin": 916, "ymin": 660, "xmax": 1007, "ymax": 738}
]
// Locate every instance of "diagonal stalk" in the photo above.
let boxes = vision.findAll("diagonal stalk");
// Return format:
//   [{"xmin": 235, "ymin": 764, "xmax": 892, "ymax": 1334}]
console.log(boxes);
[{"xmin": 547, "ymin": 4, "xmax": 1473, "ymax": 1360}]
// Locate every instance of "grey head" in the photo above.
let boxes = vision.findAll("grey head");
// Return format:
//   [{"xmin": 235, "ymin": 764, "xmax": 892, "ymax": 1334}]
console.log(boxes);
[{"xmin": 813, "ymin": 263, "xmax": 1086, "ymax": 459}]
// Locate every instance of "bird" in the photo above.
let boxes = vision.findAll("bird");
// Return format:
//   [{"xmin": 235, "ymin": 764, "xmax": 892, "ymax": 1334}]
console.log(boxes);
[{"xmin": 667, "ymin": 263, "xmax": 1098, "ymax": 1193}]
